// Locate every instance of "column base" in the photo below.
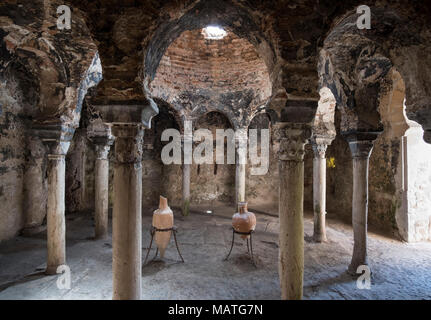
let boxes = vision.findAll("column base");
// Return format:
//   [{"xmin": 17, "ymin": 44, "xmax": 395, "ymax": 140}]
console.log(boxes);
[
  {"xmin": 313, "ymin": 234, "xmax": 328, "ymax": 243},
  {"xmin": 347, "ymin": 263, "xmax": 372, "ymax": 277},
  {"xmin": 94, "ymin": 233, "xmax": 109, "ymax": 241},
  {"xmin": 45, "ymin": 265, "xmax": 60, "ymax": 275},
  {"xmin": 182, "ymin": 199, "xmax": 190, "ymax": 216},
  {"xmin": 21, "ymin": 225, "xmax": 47, "ymax": 236}
]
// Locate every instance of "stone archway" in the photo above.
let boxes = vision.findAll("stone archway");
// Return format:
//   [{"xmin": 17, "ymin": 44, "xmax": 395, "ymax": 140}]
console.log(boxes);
[{"xmin": 376, "ymin": 70, "xmax": 431, "ymax": 242}]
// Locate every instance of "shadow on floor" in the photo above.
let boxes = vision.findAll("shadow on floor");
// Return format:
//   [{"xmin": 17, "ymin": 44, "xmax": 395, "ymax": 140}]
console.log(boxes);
[{"xmin": 0, "ymin": 271, "xmax": 48, "ymax": 293}]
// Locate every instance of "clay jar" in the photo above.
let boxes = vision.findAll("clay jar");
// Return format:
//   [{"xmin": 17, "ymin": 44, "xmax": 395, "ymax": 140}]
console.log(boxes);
[
  {"xmin": 232, "ymin": 202, "xmax": 256, "ymax": 239},
  {"xmin": 152, "ymin": 196, "xmax": 174, "ymax": 258}
]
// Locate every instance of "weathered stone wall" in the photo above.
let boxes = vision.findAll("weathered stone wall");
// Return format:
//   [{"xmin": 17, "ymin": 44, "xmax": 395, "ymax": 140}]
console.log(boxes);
[
  {"xmin": 246, "ymin": 114, "xmax": 278, "ymax": 212},
  {"xmin": 0, "ymin": 80, "xmax": 29, "ymax": 241},
  {"xmin": 66, "ymin": 129, "xmax": 89, "ymax": 213},
  {"xmin": 368, "ymin": 135, "xmax": 401, "ymax": 233}
]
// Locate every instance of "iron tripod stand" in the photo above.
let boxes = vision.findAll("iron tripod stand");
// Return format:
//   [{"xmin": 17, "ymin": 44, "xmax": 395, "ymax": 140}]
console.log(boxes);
[
  {"xmin": 224, "ymin": 227, "xmax": 257, "ymax": 267},
  {"xmin": 144, "ymin": 226, "xmax": 185, "ymax": 264}
]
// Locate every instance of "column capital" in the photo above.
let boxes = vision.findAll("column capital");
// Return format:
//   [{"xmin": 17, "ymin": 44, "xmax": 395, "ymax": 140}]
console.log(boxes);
[
  {"xmin": 91, "ymin": 103, "xmax": 158, "ymax": 129},
  {"xmin": 88, "ymin": 122, "xmax": 115, "ymax": 160},
  {"xmin": 234, "ymin": 127, "xmax": 248, "ymax": 138},
  {"xmin": 311, "ymin": 135, "xmax": 334, "ymax": 159},
  {"xmin": 181, "ymin": 134, "xmax": 193, "ymax": 148},
  {"xmin": 112, "ymin": 124, "xmax": 144, "ymax": 164},
  {"xmin": 274, "ymin": 123, "xmax": 312, "ymax": 161},
  {"xmin": 343, "ymin": 131, "xmax": 380, "ymax": 159},
  {"xmin": 94, "ymin": 143, "xmax": 113, "ymax": 160},
  {"xmin": 26, "ymin": 135, "xmax": 46, "ymax": 159},
  {"xmin": 312, "ymin": 143, "xmax": 328, "ymax": 159},
  {"xmin": 32, "ymin": 122, "xmax": 74, "ymax": 158},
  {"xmin": 234, "ymin": 127, "xmax": 248, "ymax": 146},
  {"xmin": 348, "ymin": 140, "xmax": 375, "ymax": 159}
]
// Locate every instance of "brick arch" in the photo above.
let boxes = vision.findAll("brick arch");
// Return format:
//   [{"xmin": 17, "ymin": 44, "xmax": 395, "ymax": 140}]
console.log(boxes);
[
  {"xmin": 195, "ymin": 110, "xmax": 234, "ymax": 131},
  {"xmin": 248, "ymin": 112, "xmax": 271, "ymax": 130},
  {"xmin": 152, "ymin": 97, "xmax": 185, "ymax": 133},
  {"xmin": 149, "ymin": 27, "xmax": 272, "ymax": 131}
]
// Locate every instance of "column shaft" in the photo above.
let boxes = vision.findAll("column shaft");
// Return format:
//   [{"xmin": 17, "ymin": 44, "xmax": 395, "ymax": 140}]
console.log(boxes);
[
  {"xmin": 88, "ymin": 129, "xmax": 114, "ymax": 240},
  {"xmin": 313, "ymin": 156, "xmax": 326, "ymax": 242},
  {"xmin": 276, "ymin": 123, "xmax": 310, "ymax": 300},
  {"xmin": 312, "ymin": 140, "xmax": 331, "ymax": 243},
  {"xmin": 46, "ymin": 155, "xmax": 67, "ymax": 275},
  {"xmin": 112, "ymin": 126, "xmax": 143, "ymax": 300},
  {"xmin": 95, "ymin": 157, "xmax": 110, "ymax": 239},
  {"xmin": 279, "ymin": 159, "xmax": 304, "ymax": 300},
  {"xmin": 349, "ymin": 155, "xmax": 370, "ymax": 273},
  {"xmin": 347, "ymin": 138, "xmax": 375, "ymax": 274},
  {"xmin": 236, "ymin": 162, "xmax": 246, "ymax": 203},
  {"xmin": 182, "ymin": 163, "xmax": 191, "ymax": 216},
  {"xmin": 235, "ymin": 129, "xmax": 247, "ymax": 204}
]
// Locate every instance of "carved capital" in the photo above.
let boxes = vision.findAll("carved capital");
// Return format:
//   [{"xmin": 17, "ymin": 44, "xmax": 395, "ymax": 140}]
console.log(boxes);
[
  {"xmin": 88, "ymin": 123, "xmax": 115, "ymax": 160},
  {"xmin": 234, "ymin": 128, "xmax": 248, "ymax": 164},
  {"xmin": 32, "ymin": 122, "xmax": 74, "ymax": 159},
  {"xmin": 311, "ymin": 135, "xmax": 334, "ymax": 159},
  {"xmin": 112, "ymin": 124, "xmax": 144, "ymax": 164},
  {"xmin": 91, "ymin": 103, "xmax": 158, "ymax": 129},
  {"xmin": 344, "ymin": 132, "xmax": 380, "ymax": 160},
  {"xmin": 234, "ymin": 128, "xmax": 248, "ymax": 146},
  {"xmin": 274, "ymin": 123, "xmax": 312, "ymax": 161},
  {"xmin": 312, "ymin": 143, "xmax": 328, "ymax": 159},
  {"xmin": 94, "ymin": 143, "xmax": 113, "ymax": 160},
  {"xmin": 348, "ymin": 140, "xmax": 375, "ymax": 159},
  {"xmin": 26, "ymin": 135, "xmax": 46, "ymax": 160}
]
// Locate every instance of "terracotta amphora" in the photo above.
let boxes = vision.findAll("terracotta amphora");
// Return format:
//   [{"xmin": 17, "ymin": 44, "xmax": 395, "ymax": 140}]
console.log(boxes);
[
  {"xmin": 152, "ymin": 196, "xmax": 174, "ymax": 258},
  {"xmin": 232, "ymin": 202, "xmax": 256, "ymax": 239}
]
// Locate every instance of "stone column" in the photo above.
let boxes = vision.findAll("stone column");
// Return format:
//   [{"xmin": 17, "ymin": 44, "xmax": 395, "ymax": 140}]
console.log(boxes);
[
  {"xmin": 275, "ymin": 123, "xmax": 311, "ymax": 300},
  {"xmin": 182, "ymin": 163, "xmax": 191, "ymax": 216},
  {"xmin": 65, "ymin": 129, "xmax": 88, "ymax": 213},
  {"xmin": 235, "ymin": 128, "xmax": 248, "ymax": 204},
  {"xmin": 91, "ymin": 135, "xmax": 114, "ymax": 239},
  {"xmin": 22, "ymin": 136, "xmax": 48, "ymax": 235},
  {"xmin": 182, "ymin": 128, "xmax": 193, "ymax": 216},
  {"xmin": 111, "ymin": 124, "xmax": 143, "ymax": 300},
  {"xmin": 311, "ymin": 137, "xmax": 333, "ymax": 242},
  {"xmin": 346, "ymin": 135, "xmax": 376, "ymax": 275},
  {"xmin": 35, "ymin": 124, "xmax": 74, "ymax": 275}
]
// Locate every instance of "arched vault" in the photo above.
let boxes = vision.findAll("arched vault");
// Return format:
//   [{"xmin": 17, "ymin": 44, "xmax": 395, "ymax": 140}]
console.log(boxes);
[{"xmin": 319, "ymin": 6, "xmax": 431, "ymax": 142}]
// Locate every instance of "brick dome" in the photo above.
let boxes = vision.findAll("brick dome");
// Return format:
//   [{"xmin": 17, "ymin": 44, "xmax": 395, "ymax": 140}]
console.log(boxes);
[{"xmin": 150, "ymin": 28, "xmax": 271, "ymax": 110}]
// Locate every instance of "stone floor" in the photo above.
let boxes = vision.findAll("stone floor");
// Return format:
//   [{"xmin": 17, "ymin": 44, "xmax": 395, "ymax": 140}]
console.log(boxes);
[{"xmin": 0, "ymin": 204, "xmax": 431, "ymax": 300}]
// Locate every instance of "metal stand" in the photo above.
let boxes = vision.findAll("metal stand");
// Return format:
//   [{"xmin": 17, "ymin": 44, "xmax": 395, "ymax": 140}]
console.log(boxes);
[
  {"xmin": 224, "ymin": 227, "xmax": 256, "ymax": 267},
  {"xmin": 144, "ymin": 226, "xmax": 185, "ymax": 264}
]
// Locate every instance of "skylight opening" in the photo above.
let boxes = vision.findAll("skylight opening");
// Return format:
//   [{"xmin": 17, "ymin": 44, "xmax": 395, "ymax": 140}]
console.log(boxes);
[{"xmin": 202, "ymin": 26, "xmax": 227, "ymax": 40}]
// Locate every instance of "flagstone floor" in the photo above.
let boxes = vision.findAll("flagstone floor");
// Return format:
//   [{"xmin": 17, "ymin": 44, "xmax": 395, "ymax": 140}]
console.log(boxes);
[{"xmin": 0, "ymin": 204, "xmax": 430, "ymax": 300}]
